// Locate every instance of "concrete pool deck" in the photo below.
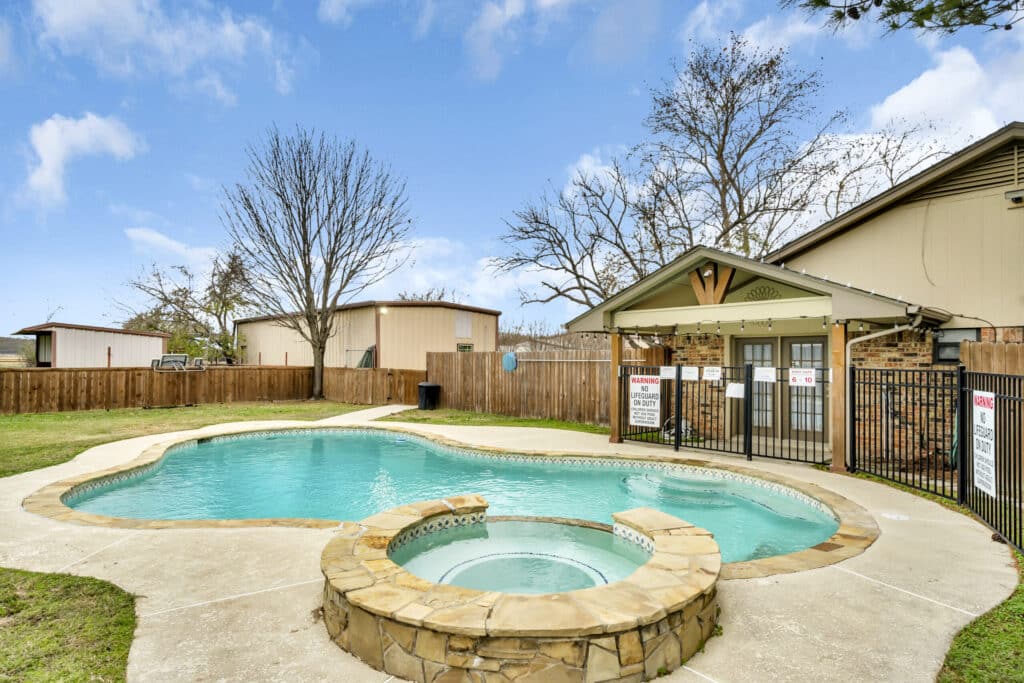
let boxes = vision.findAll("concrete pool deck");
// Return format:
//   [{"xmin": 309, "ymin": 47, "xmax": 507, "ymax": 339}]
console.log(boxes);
[{"xmin": 0, "ymin": 404, "xmax": 1017, "ymax": 682}]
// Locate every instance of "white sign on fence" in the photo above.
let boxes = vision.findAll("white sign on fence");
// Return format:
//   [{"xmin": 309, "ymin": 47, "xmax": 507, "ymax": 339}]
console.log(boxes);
[
  {"xmin": 659, "ymin": 366, "xmax": 676, "ymax": 380},
  {"xmin": 788, "ymin": 368, "xmax": 816, "ymax": 388},
  {"xmin": 972, "ymin": 390, "xmax": 997, "ymax": 498},
  {"xmin": 753, "ymin": 366, "xmax": 776, "ymax": 383},
  {"xmin": 725, "ymin": 382, "xmax": 745, "ymax": 398},
  {"xmin": 679, "ymin": 366, "xmax": 699, "ymax": 381},
  {"xmin": 629, "ymin": 375, "xmax": 661, "ymax": 428},
  {"xmin": 702, "ymin": 366, "xmax": 722, "ymax": 382}
]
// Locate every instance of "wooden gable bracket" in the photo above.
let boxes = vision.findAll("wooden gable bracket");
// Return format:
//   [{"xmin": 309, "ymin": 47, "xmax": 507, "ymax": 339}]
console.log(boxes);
[{"xmin": 688, "ymin": 262, "xmax": 735, "ymax": 305}]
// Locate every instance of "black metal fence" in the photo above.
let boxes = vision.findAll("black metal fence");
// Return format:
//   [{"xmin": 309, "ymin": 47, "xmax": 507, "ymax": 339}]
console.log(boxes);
[
  {"xmin": 619, "ymin": 364, "xmax": 831, "ymax": 464},
  {"xmin": 851, "ymin": 365, "xmax": 1024, "ymax": 553}
]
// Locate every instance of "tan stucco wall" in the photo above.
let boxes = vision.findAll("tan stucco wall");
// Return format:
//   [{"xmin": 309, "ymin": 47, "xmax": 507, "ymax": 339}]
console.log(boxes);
[
  {"xmin": 52, "ymin": 328, "xmax": 165, "ymax": 368},
  {"xmin": 787, "ymin": 186, "xmax": 1024, "ymax": 327},
  {"xmin": 237, "ymin": 306, "xmax": 498, "ymax": 370}
]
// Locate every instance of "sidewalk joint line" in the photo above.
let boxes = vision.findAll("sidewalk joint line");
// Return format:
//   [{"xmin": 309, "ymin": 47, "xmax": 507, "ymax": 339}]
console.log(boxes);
[
  {"xmin": 831, "ymin": 565, "xmax": 980, "ymax": 617},
  {"xmin": 682, "ymin": 665, "xmax": 720, "ymax": 682},
  {"xmin": 140, "ymin": 578, "xmax": 322, "ymax": 617},
  {"xmin": 57, "ymin": 535, "xmax": 132, "ymax": 573}
]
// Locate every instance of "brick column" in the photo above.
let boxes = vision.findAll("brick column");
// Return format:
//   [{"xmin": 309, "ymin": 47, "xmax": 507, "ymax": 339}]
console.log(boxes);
[{"xmin": 830, "ymin": 322, "xmax": 847, "ymax": 473}]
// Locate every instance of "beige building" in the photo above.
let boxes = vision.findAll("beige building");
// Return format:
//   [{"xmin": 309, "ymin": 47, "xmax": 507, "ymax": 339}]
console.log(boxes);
[
  {"xmin": 234, "ymin": 301, "xmax": 500, "ymax": 370},
  {"xmin": 13, "ymin": 323, "xmax": 170, "ymax": 368},
  {"xmin": 568, "ymin": 121, "xmax": 1024, "ymax": 466}
]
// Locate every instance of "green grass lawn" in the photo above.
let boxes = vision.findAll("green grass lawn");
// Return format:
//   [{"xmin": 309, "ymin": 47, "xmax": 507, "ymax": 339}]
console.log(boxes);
[
  {"xmin": 1, "ymin": 400, "xmax": 362, "ymax": 681},
  {"xmin": 939, "ymin": 550, "xmax": 1024, "ymax": 683},
  {"xmin": 377, "ymin": 408, "xmax": 610, "ymax": 435},
  {"xmin": 0, "ymin": 568, "xmax": 135, "ymax": 682},
  {"xmin": 0, "ymin": 401, "xmax": 361, "ymax": 479}
]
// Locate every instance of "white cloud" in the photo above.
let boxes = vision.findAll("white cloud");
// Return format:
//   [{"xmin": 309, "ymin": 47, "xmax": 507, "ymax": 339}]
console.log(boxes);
[
  {"xmin": 679, "ymin": 0, "xmax": 743, "ymax": 44},
  {"xmin": 742, "ymin": 14, "xmax": 820, "ymax": 51},
  {"xmin": 0, "ymin": 20, "xmax": 13, "ymax": 74},
  {"xmin": 124, "ymin": 227, "xmax": 217, "ymax": 266},
  {"xmin": 869, "ymin": 46, "xmax": 1013, "ymax": 145},
  {"xmin": 465, "ymin": 0, "xmax": 527, "ymax": 80},
  {"xmin": 581, "ymin": 0, "xmax": 658, "ymax": 65},
  {"xmin": 33, "ymin": 0, "xmax": 295, "ymax": 102},
  {"xmin": 195, "ymin": 71, "xmax": 237, "ymax": 106},
  {"xmin": 317, "ymin": 0, "xmax": 381, "ymax": 27},
  {"xmin": 26, "ymin": 112, "xmax": 144, "ymax": 206}
]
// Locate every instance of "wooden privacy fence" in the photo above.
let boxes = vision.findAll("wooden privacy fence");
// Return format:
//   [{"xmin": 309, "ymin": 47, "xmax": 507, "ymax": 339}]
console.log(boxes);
[
  {"xmin": 961, "ymin": 340, "xmax": 1024, "ymax": 373},
  {"xmin": 425, "ymin": 349, "xmax": 663, "ymax": 425},
  {"xmin": 0, "ymin": 366, "xmax": 425, "ymax": 415},
  {"xmin": 323, "ymin": 367, "xmax": 425, "ymax": 405}
]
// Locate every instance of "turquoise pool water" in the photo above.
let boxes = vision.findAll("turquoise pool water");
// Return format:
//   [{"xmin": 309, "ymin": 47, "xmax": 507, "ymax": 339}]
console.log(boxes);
[
  {"xmin": 390, "ymin": 521, "xmax": 651, "ymax": 593},
  {"xmin": 67, "ymin": 429, "xmax": 838, "ymax": 562}
]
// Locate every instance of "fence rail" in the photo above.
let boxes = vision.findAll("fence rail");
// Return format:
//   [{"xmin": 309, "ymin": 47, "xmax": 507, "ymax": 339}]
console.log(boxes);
[
  {"xmin": 426, "ymin": 350, "xmax": 660, "ymax": 425},
  {"xmin": 619, "ymin": 364, "xmax": 831, "ymax": 464},
  {"xmin": 0, "ymin": 365, "xmax": 423, "ymax": 414},
  {"xmin": 850, "ymin": 362, "xmax": 1023, "ymax": 553}
]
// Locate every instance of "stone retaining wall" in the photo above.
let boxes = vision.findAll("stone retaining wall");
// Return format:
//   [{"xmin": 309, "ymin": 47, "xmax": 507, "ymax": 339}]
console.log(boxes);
[{"xmin": 321, "ymin": 496, "xmax": 721, "ymax": 682}]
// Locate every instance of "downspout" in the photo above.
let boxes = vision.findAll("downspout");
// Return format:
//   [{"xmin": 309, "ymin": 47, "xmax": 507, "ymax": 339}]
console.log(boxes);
[{"xmin": 844, "ymin": 315, "xmax": 923, "ymax": 469}]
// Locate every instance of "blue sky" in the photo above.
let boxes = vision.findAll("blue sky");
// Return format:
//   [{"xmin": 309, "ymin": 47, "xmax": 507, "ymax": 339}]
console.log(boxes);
[{"xmin": 1, "ymin": 0, "xmax": 1021, "ymax": 334}]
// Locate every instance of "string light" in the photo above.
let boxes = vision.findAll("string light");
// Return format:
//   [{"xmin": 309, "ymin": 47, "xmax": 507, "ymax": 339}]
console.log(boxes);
[
  {"xmin": 740, "ymin": 320, "xmax": 745, "ymax": 332},
  {"xmin": 696, "ymin": 322, "xmax": 702, "ymax": 334},
  {"xmin": 768, "ymin": 318, "xmax": 773, "ymax": 331},
  {"xmin": 822, "ymin": 316, "xmax": 827, "ymax": 329},
  {"xmin": 858, "ymin": 322, "xmax": 864, "ymax": 332},
  {"xmin": 716, "ymin": 321, "xmax": 721, "ymax": 334}
]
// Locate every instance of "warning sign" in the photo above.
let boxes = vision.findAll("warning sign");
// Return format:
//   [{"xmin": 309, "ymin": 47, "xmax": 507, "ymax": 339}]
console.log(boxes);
[
  {"xmin": 972, "ymin": 390, "xmax": 997, "ymax": 498},
  {"xmin": 629, "ymin": 375, "xmax": 661, "ymax": 428}
]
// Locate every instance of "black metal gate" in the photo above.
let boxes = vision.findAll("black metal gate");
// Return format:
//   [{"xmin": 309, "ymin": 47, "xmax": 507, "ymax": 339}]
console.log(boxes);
[
  {"xmin": 850, "ymin": 365, "xmax": 1023, "ymax": 553},
  {"xmin": 619, "ymin": 364, "xmax": 831, "ymax": 464}
]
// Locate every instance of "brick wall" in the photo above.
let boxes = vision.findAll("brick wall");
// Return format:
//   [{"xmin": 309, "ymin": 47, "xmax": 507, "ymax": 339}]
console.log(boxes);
[
  {"xmin": 981, "ymin": 326, "xmax": 1024, "ymax": 343},
  {"xmin": 849, "ymin": 330, "xmax": 936, "ymax": 369},
  {"xmin": 666, "ymin": 335, "xmax": 727, "ymax": 441}
]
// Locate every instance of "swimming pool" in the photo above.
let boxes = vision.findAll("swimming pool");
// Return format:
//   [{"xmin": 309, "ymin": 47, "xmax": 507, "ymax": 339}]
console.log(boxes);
[{"xmin": 66, "ymin": 429, "xmax": 839, "ymax": 562}]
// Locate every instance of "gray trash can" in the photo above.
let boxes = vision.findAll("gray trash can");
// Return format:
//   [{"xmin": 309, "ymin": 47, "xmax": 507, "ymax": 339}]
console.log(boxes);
[{"xmin": 417, "ymin": 382, "xmax": 441, "ymax": 410}]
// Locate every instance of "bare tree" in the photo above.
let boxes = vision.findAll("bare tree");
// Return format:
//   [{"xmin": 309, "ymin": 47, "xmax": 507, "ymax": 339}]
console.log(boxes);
[
  {"xmin": 396, "ymin": 287, "xmax": 464, "ymax": 302},
  {"xmin": 818, "ymin": 119, "xmax": 951, "ymax": 219},
  {"xmin": 122, "ymin": 251, "xmax": 251, "ymax": 362},
  {"xmin": 223, "ymin": 127, "xmax": 411, "ymax": 399},
  {"xmin": 646, "ymin": 34, "xmax": 844, "ymax": 257},
  {"xmin": 494, "ymin": 159, "xmax": 690, "ymax": 308}
]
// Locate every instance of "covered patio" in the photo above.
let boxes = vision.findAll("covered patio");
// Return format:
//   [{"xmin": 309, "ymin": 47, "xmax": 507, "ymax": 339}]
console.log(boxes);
[{"xmin": 566, "ymin": 247, "xmax": 951, "ymax": 469}]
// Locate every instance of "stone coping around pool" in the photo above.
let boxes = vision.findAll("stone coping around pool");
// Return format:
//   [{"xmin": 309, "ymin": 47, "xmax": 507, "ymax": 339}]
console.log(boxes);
[
  {"xmin": 321, "ymin": 496, "xmax": 721, "ymax": 682},
  {"xmin": 20, "ymin": 423, "xmax": 879, "ymax": 579}
]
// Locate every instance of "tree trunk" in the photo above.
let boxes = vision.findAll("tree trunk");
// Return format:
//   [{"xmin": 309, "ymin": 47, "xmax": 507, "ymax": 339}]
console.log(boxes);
[{"xmin": 312, "ymin": 345, "xmax": 326, "ymax": 400}]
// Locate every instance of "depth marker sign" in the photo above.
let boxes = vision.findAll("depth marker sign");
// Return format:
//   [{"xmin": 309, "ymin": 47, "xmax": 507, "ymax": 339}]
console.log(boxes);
[
  {"xmin": 972, "ymin": 390, "xmax": 997, "ymax": 498},
  {"xmin": 629, "ymin": 375, "xmax": 661, "ymax": 428}
]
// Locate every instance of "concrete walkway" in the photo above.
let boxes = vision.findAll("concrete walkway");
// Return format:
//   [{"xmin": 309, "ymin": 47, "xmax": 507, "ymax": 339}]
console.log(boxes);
[{"xmin": 0, "ymin": 405, "xmax": 1016, "ymax": 682}]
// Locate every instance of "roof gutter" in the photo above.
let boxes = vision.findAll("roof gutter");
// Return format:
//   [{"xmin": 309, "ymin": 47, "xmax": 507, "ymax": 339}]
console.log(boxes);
[{"xmin": 843, "ymin": 313, "xmax": 924, "ymax": 470}]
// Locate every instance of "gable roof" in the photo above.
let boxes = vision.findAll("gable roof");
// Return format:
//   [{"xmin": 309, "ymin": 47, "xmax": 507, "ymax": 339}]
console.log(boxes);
[
  {"xmin": 770, "ymin": 121, "xmax": 1024, "ymax": 262},
  {"xmin": 13, "ymin": 322, "xmax": 171, "ymax": 338},
  {"xmin": 565, "ymin": 245, "xmax": 916, "ymax": 331}
]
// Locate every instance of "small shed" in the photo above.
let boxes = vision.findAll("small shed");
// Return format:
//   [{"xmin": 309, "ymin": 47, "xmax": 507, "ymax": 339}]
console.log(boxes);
[
  {"xmin": 235, "ymin": 300, "xmax": 501, "ymax": 370},
  {"xmin": 13, "ymin": 322, "xmax": 170, "ymax": 368}
]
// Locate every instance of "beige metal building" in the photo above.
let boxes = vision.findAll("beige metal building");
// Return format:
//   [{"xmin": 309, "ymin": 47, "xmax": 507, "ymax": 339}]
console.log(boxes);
[
  {"xmin": 13, "ymin": 323, "xmax": 170, "ymax": 368},
  {"xmin": 234, "ymin": 301, "xmax": 500, "ymax": 370},
  {"xmin": 568, "ymin": 121, "xmax": 1024, "ymax": 466}
]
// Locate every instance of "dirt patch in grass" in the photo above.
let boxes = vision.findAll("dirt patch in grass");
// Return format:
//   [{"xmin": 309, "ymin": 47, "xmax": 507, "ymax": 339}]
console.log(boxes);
[{"xmin": 0, "ymin": 567, "xmax": 136, "ymax": 682}]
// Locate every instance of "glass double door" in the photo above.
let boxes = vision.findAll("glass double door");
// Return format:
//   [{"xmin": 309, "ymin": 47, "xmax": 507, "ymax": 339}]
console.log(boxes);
[{"xmin": 737, "ymin": 337, "xmax": 828, "ymax": 440}]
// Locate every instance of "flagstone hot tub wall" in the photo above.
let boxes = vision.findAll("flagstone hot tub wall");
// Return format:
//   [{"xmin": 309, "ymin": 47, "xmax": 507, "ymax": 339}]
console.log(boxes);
[{"xmin": 320, "ymin": 495, "xmax": 721, "ymax": 683}]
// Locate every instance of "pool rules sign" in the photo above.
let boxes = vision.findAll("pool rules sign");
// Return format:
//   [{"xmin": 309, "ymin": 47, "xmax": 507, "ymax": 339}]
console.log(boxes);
[
  {"xmin": 972, "ymin": 391, "xmax": 997, "ymax": 497},
  {"xmin": 628, "ymin": 375, "xmax": 661, "ymax": 427}
]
